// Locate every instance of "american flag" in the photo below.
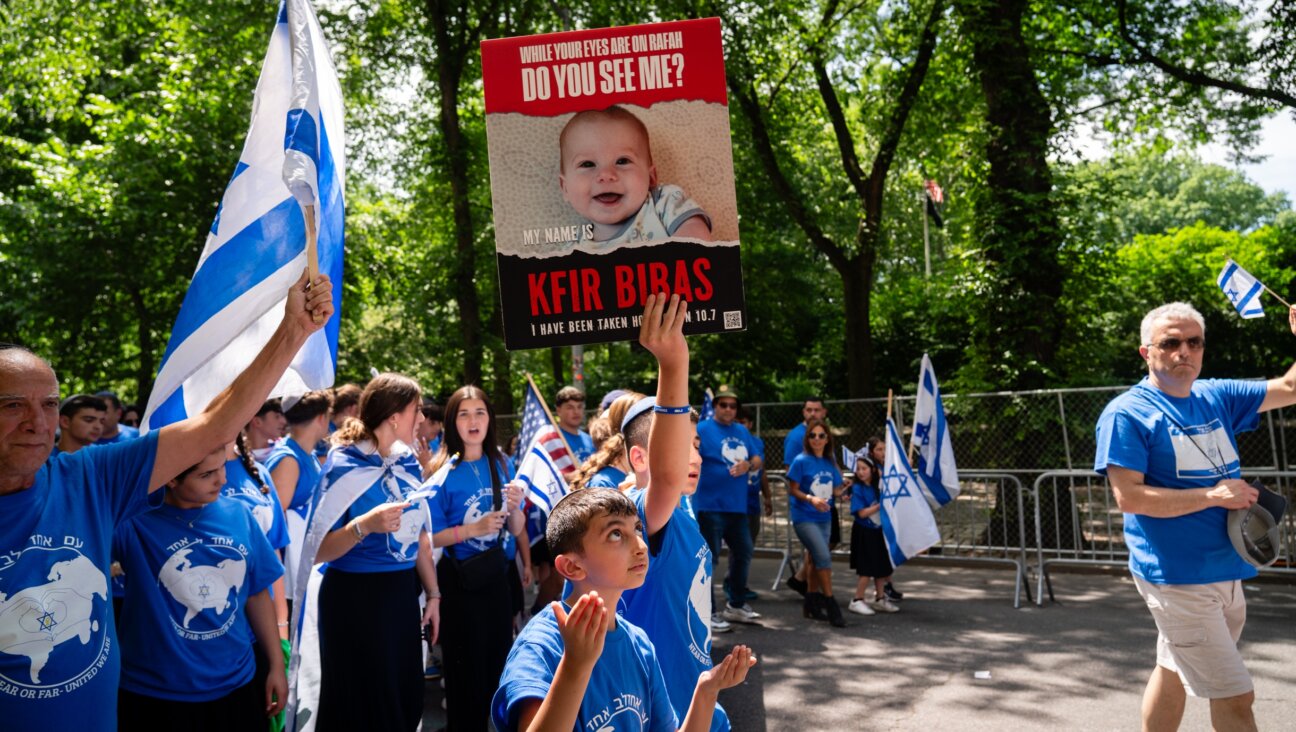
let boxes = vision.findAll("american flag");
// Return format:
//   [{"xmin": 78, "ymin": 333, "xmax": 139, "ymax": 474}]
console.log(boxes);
[
  {"xmin": 515, "ymin": 381, "xmax": 577, "ymax": 516},
  {"xmin": 924, "ymin": 179, "xmax": 945, "ymax": 228}
]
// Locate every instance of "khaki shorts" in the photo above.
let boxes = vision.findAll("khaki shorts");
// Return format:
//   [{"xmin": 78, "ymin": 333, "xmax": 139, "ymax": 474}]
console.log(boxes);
[{"xmin": 1133, "ymin": 576, "xmax": 1253, "ymax": 699}]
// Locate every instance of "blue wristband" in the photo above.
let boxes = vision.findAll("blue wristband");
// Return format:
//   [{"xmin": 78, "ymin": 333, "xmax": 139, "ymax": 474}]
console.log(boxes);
[{"xmin": 652, "ymin": 405, "xmax": 692, "ymax": 415}]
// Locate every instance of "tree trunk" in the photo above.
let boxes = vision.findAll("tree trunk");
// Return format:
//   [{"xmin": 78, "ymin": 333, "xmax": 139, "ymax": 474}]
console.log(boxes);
[
  {"xmin": 428, "ymin": 1, "xmax": 483, "ymax": 387},
  {"xmin": 954, "ymin": 0, "xmax": 1065, "ymax": 389}
]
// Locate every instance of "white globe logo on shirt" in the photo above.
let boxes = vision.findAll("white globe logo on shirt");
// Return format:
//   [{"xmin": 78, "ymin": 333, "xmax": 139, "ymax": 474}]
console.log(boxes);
[
  {"xmin": 388, "ymin": 506, "xmax": 424, "ymax": 560},
  {"xmin": 0, "ymin": 546, "xmax": 108, "ymax": 689},
  {"xmin": 720, "ymin": 438, "xmax": 749, "ymax": 467},
  {"xmin": 250, "ymin": 504, "xmax": 275, "ymax": 535},
  {"xmin": 685, "ymin": 558, "xmax": 711, "ymax": 663},
  {"xmin": 809, "ymin": 473, "xmax": 834, "ymax": 501},
  {"xmin": 158, "ymin": 546, "xmax": 246, "ymax": 637}
]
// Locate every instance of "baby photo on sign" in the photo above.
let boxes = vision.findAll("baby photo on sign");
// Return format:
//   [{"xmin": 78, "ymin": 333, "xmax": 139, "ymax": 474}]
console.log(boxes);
[{"xmin": 482, "ymin": 18, "xmax": 746, "ymax": 349}]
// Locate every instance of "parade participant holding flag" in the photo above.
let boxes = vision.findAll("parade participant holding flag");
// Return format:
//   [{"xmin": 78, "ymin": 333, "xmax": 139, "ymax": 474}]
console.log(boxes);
[
  {"xmin": 0, "ymin": 272, "xmax": 332, "ymax": 730},
  {"xmin": 426, "ymin": 386, "xmax": 528, "ymax": 731},
  {"xmin": 786, "ymin": 419, "xmax": 849, "ymax": 627},
  {"xmin": 287, "ymin": 373, "xmax": 439, "ymax": 732},
  {"xmin": 1095, "ymin": 301, "xmax": 1296, "ymax": 732}
]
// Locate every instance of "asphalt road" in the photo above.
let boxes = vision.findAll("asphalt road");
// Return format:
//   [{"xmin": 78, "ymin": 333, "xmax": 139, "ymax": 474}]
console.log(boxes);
[{"xmin": 424, "ymin": 557, "xmax": 1296, "ymax": 730}]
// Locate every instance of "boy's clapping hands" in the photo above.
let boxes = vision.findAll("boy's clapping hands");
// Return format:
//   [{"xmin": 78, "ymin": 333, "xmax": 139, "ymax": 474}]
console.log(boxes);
[{"xmin": 698, "ymin": 645, "xmax": 757, "ymax": 693}]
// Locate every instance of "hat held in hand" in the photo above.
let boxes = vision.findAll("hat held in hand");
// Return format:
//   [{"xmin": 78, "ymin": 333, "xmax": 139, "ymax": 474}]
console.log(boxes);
[{"xmin": 1228, "ymin": 483, "xmax": 1287, "ymax": 568}]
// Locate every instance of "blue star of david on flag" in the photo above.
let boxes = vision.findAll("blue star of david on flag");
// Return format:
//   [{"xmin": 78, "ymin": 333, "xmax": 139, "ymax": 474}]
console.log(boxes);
[
  {"xmin": 1217, "ymin": 259, "xmax": 1264, "ymax": 319},
  {"xmin": 909, "ymin": 354, "xmax": 959, "ymax": 506},
  {"xmin": 881, "ymin": 464, "xmax": 912, "ymax": 507}
]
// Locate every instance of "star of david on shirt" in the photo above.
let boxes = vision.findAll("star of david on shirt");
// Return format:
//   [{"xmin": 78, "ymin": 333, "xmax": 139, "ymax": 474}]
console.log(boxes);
[
  {"xmin": 37, "ymin": 611, "xmax": 57, "ymax": 632},
  {"xmin": 881, "ymin": 464, "xmax": 912, "ymax": 507},
  {"xmin": 198, "ymin": 583, "xmax": 211, "ymax": 599}
]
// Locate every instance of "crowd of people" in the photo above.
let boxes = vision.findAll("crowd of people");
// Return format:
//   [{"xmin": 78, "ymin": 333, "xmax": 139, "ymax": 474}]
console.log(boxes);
[{"xmin": 5, "ymin": 271, "xmax": 1289, "ymax": 732}]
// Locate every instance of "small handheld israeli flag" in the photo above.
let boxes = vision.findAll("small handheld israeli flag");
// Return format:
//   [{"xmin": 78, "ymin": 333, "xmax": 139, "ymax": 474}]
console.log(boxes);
[
  {"xmin": 841, "ymin": 444, "xmax": 857, "ymax": 470},
  {"xmin": 699, "ymin": 388, "xmax": 715, "ymax": 422},
  {"xmin": 910, "ymin": 354, "xmax": 959, "ymax": 507},
  {"xmin": 142, "ymin": 0, "xmax": 345, "ymax": 432},
  {"xmin": 880, "ymin": 417, "xmax": 941, "ymax": 567},
  {"xmin": 1217, "ymin": 259, "xmax": 1264, "ymax": 319}
]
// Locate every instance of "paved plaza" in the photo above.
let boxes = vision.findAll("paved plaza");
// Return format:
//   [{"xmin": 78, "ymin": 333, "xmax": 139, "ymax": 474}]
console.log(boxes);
[{"xmin": 424, "ymin": 557, "xmax": 1296, "ymax": 730}]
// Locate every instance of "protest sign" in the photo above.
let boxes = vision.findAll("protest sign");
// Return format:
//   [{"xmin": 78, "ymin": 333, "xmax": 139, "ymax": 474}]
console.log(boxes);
[{"xmin": 481, "ymin": 18, "xmax": 746, "ymax": 349}]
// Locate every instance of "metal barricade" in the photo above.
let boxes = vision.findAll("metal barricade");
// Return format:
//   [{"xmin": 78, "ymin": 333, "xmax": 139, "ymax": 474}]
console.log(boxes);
[
  {"xmin": 755, "ymin": 473, "xmax": 794, "ymax": 590},
  {"xmin": 1033, "ymin": 469, "xmax": 1296, "ymax": 606},
  {"xmin": 766, "ymin": 470, "xmax": 1031, "ymax": 606},
  {"xmin": 920, "ymin": 472, "xmax": 1031, "ymax": 608}
]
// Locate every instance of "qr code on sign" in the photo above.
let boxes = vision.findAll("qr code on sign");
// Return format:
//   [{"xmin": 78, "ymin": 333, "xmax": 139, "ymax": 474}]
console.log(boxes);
[{"xmin": 723, "ymin": 311, "xmax": 743, "ymax": 329}]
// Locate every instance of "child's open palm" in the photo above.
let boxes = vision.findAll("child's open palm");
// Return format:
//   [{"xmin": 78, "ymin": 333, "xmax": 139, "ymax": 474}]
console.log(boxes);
[
  {"xmin": 698, "ymin": 645, "xmax": 757, "ymax": 693},
  {"xmin": 552, "ymin": 592, "xmax": 609, "ymax": 670}
]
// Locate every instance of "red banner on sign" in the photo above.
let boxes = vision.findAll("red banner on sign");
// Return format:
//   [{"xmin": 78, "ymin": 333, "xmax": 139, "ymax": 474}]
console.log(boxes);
[{"xmin": 482, "ymin": 18, "xmax": 728, "ymax": 117}]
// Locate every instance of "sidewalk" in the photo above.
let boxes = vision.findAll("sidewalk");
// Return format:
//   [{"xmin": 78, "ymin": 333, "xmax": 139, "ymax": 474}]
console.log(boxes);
[{"xmin": 425, "ymin": 556, "xmax": 1296, "ymax": 730}]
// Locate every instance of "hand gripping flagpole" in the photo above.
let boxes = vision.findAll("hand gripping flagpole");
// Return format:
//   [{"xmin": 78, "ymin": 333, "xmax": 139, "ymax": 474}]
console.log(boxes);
[
  {"xmin": 525, "ymin": 372, "xmax": 576, "ymax": 459},
  {"xmin": 304, "ymin": 203, "xmax": 323, "ymax": 324}
]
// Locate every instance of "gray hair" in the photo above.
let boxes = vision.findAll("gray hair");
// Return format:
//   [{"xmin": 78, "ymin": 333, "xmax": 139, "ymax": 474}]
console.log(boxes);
[{"xmin": 1140, "ymin": 303, "xmax": 1206, "ymax": 345}]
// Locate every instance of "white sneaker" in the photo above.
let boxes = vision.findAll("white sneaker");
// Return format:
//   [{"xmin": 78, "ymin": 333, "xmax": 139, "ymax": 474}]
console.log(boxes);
[
  {"xmin": 848, "ymin": 599, "xmax": 876, "ymax": 616},
  {"xmin": 722, "ymin": 603, "xmax": 762, "ymax": 624},
  {"xmin": 711, "ymin": 613, "xmax": 734, "ymax": 633},
  {"xmin": 869, "ymin": 597, "xmax": 899, "ymax": 614}
]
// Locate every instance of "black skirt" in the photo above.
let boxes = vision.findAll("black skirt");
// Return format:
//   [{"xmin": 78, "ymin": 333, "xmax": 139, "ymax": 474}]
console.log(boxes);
[
  {"xmin": 438, "ymin": 553, "xmax": 515, "ymax": 731},
  {"xmin": 850, "ymin": 521, "xmax": 894, "ymax": 578},
  {"xmin": 316, "ymin": 567, "xmax": 424, "ymax": 732}
]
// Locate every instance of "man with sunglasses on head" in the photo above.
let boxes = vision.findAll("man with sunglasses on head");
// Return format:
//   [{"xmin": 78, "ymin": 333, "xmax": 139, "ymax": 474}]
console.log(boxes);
[{"xmin": 1094, "ymin": 301, "xmax": 1296, "ymax": 732}]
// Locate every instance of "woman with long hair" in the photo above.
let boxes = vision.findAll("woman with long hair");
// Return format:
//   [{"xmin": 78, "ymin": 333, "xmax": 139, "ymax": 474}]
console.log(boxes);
[
  {"xmin": 307, "ymin": 373, "xmax": 440, "ymax": 731},
  {"xmin": 786, "ymin": 418, "xmax": 849, "ymax": 627},
  {"xmin": 427, "ymin": 385, "xmax": 527, "ymax": 731}
]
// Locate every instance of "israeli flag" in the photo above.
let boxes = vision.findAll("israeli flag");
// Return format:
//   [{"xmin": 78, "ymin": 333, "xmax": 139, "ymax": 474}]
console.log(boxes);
[
  {"xmin": 909, "ymin": 354, "xmax": 959, "ymax": 506},
  {"xmin": 1217, "ymin": 259, "xmax": 1264, "ymax": 319},
  {"xmin": 880, "ymin": 417, "xmax": 941, "ymax": 567},
  {"xmin": 142, "ymin": 0, "xmax": 345, "ymax": 432}
]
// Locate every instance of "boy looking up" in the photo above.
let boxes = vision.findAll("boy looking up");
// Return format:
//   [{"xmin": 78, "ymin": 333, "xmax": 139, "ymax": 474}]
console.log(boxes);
[{"xmin": 492, "ymin": 487, "xmax": 754, "ymax": 732}]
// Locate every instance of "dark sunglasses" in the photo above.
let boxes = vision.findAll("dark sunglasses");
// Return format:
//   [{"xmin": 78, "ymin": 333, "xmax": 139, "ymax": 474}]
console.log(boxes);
[
  {"xmin": 1148, "ymin": 336, "xmax": 1204, "ymax": 351},
  {"xmin": 808, "ymin": 432, "xmax": 828, "ymax": 439},
  {"xmin": 714, "ymin": 402, "xmax": 738, "ymax": 409}
]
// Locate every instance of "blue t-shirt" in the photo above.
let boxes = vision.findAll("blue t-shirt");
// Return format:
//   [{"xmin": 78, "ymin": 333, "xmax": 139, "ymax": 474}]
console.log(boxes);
[
  {"xmin": 221, "ymin": 458, "xmax": 290, "ymax": 551},
  {"xmin": 783, "ymin": 423, "xmax": 807, "ymax": 467},
  {"xmin": 491, "ymin": 606, "xmax": 677, "ymax": 732},
  {"xmin": 0, "ymin": 433, "xmax": 159, "ymax": 730},
  {"xmin": 327, "ymin": 446, "xmax": 430, "ymax": 574},
  {"xmin": 620, "ymin": 489, "xmax": 729, "ymax": 732},
  {"xmin": 850, "ymin": 482, "xmax": 882, "ymax": 529},
  {"xmin": 1094, "ymin": 377, "xmax": 1267, "ymax": 584},
  {"xmin": 95, "ymin": 425, "xmax": 140, "ymax": 446},
  {"xmin": 786, "ymin": 453, "xmax": 841, "ymax": 524},
  {"xmin": 113, "ymin": 496, "xmax": 282, "ymax": 701},
  {"xmin": 695, "ymin": 420, "xmax": 760, "ymax": 514},
  {"xmin": 746, "ymin": 436, "xmax": 766, "ymax": 515},
  {"xmin": 428, "ymin": 456, "xmax": 516, "ymax": 561},
  {"xmin": 560, "ymin": 428, "xmax": 596, "ymax": 463},
  {"xmin": 586, "ymin": 465, "xmax": 627, "ymax": 490},
  {"xmin": 264, "ymin": 437, "xmax": 324, "ymax": 520}
]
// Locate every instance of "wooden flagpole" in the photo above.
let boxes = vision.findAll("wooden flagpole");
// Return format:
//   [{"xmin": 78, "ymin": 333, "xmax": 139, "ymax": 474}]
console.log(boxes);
[
  {"xmin": 304, "ymin": 203, "xmax": 323, "ymax": 324},
  {"xmin": 525, "ymin": 373, "xmax": 576, "ymax": 462}
]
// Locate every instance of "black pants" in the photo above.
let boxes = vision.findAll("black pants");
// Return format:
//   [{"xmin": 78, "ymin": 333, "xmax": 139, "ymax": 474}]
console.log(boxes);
[
  {"xmin": 118, "ymin": 679, "xmax": 262, "ymax": 731},
  {"xmin": 317, "ymin": 567, "xmax": 424, "ymax": 732},
  {"xmin": 438, "ymin": 555, "xmax": 515, "ymax": 731}
]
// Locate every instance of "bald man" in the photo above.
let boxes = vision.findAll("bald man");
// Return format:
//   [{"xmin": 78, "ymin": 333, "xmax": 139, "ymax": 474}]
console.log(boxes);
[{"xmin": 0, "ymin": 271, "xmax": 332, "ymax": 730}]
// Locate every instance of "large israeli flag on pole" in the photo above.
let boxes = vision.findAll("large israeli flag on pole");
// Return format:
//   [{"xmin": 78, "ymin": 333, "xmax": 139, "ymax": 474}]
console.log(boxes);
[
  {"xmin": 142, "ymin": 0, "xmax": 345, "ymax": 432},
  {"xmin": 880, "ymin": 417, "xmax": 940, "ymax": 567},
  {"xmin": 909, "ymin": 354, "xmax": 959, "ymax": 506},
  {"xmin": 1217, "ymin": 259, "xmax": 1264, "ymax": 319}
]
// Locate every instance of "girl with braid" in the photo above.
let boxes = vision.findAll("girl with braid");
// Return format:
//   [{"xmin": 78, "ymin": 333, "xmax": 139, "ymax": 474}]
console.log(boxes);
[
  {"xmin": 570, "ymin": 391, "xmax": 643, "ymax": 491},
  {"xmin": 223, "ymin": 432, "xmax": 291, "ymax": 631}
]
